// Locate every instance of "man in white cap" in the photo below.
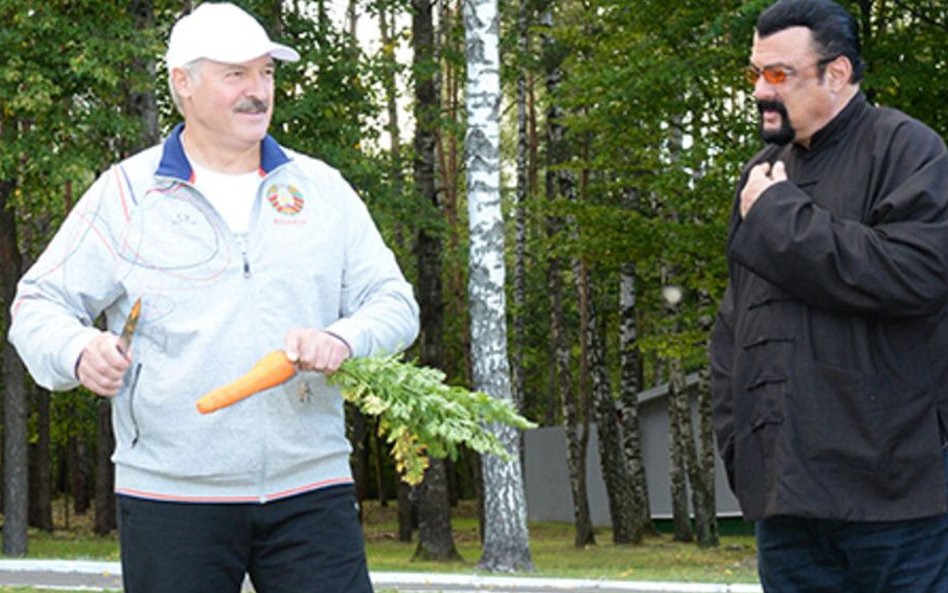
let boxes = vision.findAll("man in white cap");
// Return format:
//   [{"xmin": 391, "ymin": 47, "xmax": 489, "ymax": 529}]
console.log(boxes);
[{"xmin": 8, "ymin": 3, "xmax": 419, "ymax": 592}]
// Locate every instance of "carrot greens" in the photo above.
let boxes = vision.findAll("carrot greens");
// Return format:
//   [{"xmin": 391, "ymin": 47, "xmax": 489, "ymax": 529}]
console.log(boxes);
[{"xmin": 331, "ymin": 354, "xmax": 536, "ymax": 485}]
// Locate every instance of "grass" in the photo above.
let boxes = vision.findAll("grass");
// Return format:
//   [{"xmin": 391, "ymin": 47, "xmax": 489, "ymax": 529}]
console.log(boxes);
[
  {"xmin": 2, "ymin": 499, "xmax": 760, "ymax": 591},
  {"xmin": 361, "ymin": 501, "xmax": 758, "ymax": 583}
]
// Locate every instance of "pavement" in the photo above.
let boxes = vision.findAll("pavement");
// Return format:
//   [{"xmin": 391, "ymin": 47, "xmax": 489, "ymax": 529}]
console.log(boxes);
[{"xmin": 0, "ymin": 559, "xmax": 763, "ymax": 593}]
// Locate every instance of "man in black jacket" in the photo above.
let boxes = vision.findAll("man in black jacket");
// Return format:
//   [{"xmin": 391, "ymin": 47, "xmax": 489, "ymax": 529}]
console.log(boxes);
[{"xmin": 710, "ymin": 0, "xmax": 948, "ymax": 591}]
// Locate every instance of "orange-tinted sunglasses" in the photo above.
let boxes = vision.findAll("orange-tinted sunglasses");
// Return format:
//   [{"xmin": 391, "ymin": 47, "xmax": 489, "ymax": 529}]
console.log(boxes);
[
  {"xmin": 744, "ymin": 64, "xmax": 795, "ymax": 85},
  {"xmin": 744, "ymin": 57, "xmax": 836, "ymax": 86}
]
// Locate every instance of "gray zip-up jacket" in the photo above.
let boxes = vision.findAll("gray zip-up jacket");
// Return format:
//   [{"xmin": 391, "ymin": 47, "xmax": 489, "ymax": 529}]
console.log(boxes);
[{"xmin": 9, "ymin": 125, "xmax": 419, "ymax": 502}]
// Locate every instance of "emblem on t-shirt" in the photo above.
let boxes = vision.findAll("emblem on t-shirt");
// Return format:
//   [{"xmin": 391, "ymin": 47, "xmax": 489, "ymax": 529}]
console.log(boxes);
[{"xmin": 266, "ymin": 184, "xmax": 304, "ymax": 215}]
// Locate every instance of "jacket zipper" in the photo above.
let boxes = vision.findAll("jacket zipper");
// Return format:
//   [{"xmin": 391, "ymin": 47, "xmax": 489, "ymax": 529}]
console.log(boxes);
[
  {"xmin": 177, "ymin": 180, "xmax": 256, "ymax": 279},
  {"xmin": 236, "ymin": 234, "xmax": 252, "ymax": 278}
]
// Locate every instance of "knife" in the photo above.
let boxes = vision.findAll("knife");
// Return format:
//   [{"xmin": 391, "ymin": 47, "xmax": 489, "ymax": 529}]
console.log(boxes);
[{"xmin": 118, "ymin": 297, "xmax": 142, "ymax": 353}]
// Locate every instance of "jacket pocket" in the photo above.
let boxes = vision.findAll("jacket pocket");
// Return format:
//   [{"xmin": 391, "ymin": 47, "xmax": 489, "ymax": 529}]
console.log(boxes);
[{"xmin": 128, "ymin": 363, "xmax": 143, "ymax": 448}]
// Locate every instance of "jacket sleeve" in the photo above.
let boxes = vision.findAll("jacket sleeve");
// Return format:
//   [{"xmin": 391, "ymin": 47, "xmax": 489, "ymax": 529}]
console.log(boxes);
[
  {"xmin": 730, "ymin": 121, "xmax": 948, "ymax": 316},
  {"xmin": 322, "ymin": 171, "xmax": 419, "ymax": 357},
  {"xmin": 8, "ymin": 169, "xmax": 125, "ymax": 391},
  {"xmin": 710, "ymin": 282, "xmax": 737, "ymax": 490}
]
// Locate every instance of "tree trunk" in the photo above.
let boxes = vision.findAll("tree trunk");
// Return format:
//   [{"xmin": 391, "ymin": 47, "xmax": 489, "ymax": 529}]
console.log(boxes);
[
  {"xmin": 464, "ymin": 0, "xmax": 533, "ymax": 572},
  {"xmin": 413, "ymin": 459, "xmax": 461, "ymax": 561},
  {"xmin": 68, "ymin": 434, "xmax": 91, "ymax": 515},
  {"xmin": 1, "ymin": 178, "xmax": 28, "ymax": 556},
  {"xmin": 346, "ymin": 0, "xmax": 358, "ymax": 39},
  {"xmin": 126, "ymin": 0, "xmax": 159, "ymax": 151},
  {"xmin": 667, "ymin": 356, "xmax": 693, "ymax": 542},
  {"xmin": 547, "ymin": 249, "xmax": 595, "ymax": 548},
  {"xmin": 372, "ymin": 417, "xmax": 389, "ymax": 508},
  {"xmin": 466, "ymin": 446, "xmax": 485, "ymax": 544},
  {"xmin": 412, "ymin": 0, "xmax": 459, "ymax": 562},
  {"xmin": 28, "ymin": 386, "xmax": 53, "ymax": 532},
  {"xmin": 541, "ymin": 4, "xmax": 595, "ymax": 549},
  {"xmin": 378, "ymin": 0, "xmax": 404, "ymax": 249},
  {"xmin": 94, "ymin": 398, "xmax": 116, "ymax": 535},
  {"xmin": 396, "ymin": 480, "xmax": 414, "ymax": 542},
  {"xmin": 315, "ymin": 0, "xmax": 327, "ymax": 31},
  {"xmin": 617, "ymin": 257, "xmax": 655, "ymax": 538},
  {"xmin": 675, "ymin": 364, "xmax": 714, "ymax": 547},
  {"xmin": 436, "ymin": 0, "xmax": 472, "ymax": 386},
  {"xmin": 583, "ymin": 271, "xmax": 639, "ymax": 544},
  {"xmin": 348, "ymin": 406, "xmax": 370, "ymax": 509},
  {"xmin": 695, "ymin": 363, "xmax": 720, "ymax": 547},
  {"xmin": 510, "ymin": 0, "xmax": 531, "ymax": 415}
]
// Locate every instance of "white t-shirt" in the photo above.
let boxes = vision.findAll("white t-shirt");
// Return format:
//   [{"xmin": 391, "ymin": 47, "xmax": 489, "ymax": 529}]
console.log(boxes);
[{"xmin": 187, "ymin": 155, "xmax": 260, "ymax": 234}]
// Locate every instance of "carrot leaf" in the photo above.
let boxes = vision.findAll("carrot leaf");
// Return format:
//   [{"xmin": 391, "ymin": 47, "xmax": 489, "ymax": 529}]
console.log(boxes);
[{"xmin": 330, "ymin": 354, "xmax": 536, "ymax": 486}]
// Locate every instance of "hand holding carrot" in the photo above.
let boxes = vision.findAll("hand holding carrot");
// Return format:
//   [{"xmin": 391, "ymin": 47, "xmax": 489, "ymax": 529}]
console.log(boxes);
[
  {"xmin": 195, "ymin": 330, "xmax": 351, "ymax": 414},
  {"xmin": 195, "ymin": 349, "xmax": 538, "ymax": 485},
  {"xmin": 284, "ymin": 328, "xmax": 351, "ymax": 375},
  {"xmin": 195, "ymin": 350, "xmax": 297, "ymax": 414}
]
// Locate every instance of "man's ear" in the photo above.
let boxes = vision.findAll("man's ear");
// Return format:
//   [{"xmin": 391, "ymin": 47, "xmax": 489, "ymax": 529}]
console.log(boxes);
[
  {"xmin": 825, "ymin": 55, "xmax": 853, "ymax": 90},
  {"xmin": 171, "ymin": 68, "xmax": 193, "ymax": 101}
]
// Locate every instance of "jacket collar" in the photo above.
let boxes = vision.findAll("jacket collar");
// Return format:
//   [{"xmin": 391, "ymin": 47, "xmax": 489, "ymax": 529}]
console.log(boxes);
[
  {"xmin": 795, "ymin": 91, "xmax": 868, "ymax": 157},
  {"xmin": 155, "ymin": 123, "xmax": 292, "ymax": 182}
]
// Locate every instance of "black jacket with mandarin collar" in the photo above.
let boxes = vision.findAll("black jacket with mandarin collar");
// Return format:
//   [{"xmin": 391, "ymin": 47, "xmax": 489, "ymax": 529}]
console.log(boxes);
[{"xmin": 711, "ymin": 92, "xmax": 948, "ymax": 521}]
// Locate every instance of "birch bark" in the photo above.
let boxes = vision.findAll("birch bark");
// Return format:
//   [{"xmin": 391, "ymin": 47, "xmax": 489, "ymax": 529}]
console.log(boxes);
[{"xmin": 464, "ymin": 0, "xmax": 532, "ymax": 572}]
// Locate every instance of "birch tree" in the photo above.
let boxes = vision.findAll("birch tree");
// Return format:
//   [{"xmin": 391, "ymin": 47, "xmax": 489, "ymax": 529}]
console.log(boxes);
[
  {"xmin": 540, "ymin": 4, "xmax": 595, "ymax": 548},
  {"xmin": 616, "ymin": 190, "xmax": 654, "ymax": 539},
  {"xmin": 463, "ymin": 0, "xmax": 532, "ymax": 572}
]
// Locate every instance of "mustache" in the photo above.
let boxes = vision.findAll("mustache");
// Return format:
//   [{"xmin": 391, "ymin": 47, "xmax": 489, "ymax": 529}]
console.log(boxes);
[
  {"xmin": 235, "ymin": 98, "xmax": 270, "ymax": 114},
  {"xmin": 757, "ymin": 99, "xmax": 788, "ymax": 117}
]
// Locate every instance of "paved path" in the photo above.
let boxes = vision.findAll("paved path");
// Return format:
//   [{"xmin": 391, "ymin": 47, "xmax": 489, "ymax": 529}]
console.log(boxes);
[{"xmin": 0, "ymin": 559, "xmax": 762, "ymax": 593}]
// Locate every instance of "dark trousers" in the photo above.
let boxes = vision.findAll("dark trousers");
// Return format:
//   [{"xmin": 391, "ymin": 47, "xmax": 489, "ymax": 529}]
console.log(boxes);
[
  {"xmin": 756, "ymin": 451, "xmax": 948, "ymax": 593},
  {"xmin": 118, "ymin": 485, "xmax": 373, "ymax": 593}
]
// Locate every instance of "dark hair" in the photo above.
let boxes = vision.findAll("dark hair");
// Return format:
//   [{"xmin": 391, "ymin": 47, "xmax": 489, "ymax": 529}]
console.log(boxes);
[{"xmin": 757, "ymin": 0, "xmax": 865, "ymax": 83}]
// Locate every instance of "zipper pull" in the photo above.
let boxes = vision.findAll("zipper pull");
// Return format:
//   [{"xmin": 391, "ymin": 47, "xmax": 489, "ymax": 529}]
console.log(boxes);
[{"xmin": 236, "ymin": 235, "xmax": 252, "ymax": 278}]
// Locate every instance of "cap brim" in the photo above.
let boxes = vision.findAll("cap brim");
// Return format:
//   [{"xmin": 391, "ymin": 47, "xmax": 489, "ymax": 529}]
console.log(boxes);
[{"xmin": 269, "ymin": 44, "xmax": 300, "ymax": 63}]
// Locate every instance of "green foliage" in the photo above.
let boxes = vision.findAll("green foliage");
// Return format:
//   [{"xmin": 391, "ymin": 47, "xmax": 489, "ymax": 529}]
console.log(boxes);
[
  {"xmin": 852, "ymin": 0, "xmax": 948, "ymax": 138},
  {"xmin": 331, "ymin": 355, "xmax": 537, "ymax": 485},
  {"xmin": 519, "ymin": 0, "xmax": 758, "ymax": 378},
  {"xmin": 1, "ymin": 0, "xmax": 161, "ymax": 257}
]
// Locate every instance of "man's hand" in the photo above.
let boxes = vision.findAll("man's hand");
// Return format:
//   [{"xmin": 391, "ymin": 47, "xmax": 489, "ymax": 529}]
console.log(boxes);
[
  {"xmin": 76, "ymin": 332, "xmax": 133, "ymax": 397},
  {"xmin": 284, "ymin": 329, "xmax": 352, "ymax": 375},
  {"xmin": 740, "ymin": 160, "xmax": 787, "ymax": 218}
]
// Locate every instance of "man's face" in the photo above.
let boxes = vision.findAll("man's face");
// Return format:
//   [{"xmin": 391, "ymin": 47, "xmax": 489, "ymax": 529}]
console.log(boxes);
[
  {"xmin": 175, "ymin": 55, "xmax": 276, "ymax": 154},
  {"xmin": 749, "ymin": 27, "xmax": 836, "ymax": 147}
]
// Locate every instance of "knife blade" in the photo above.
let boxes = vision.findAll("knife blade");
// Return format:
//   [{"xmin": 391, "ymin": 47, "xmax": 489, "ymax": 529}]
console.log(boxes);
[{"xmin": 118, "ymin": 297, "xmax": 142, "ymax": 353}]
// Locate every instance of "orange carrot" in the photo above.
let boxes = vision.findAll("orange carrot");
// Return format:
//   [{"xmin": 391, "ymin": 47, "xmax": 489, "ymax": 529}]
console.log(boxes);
[{"xmin": 195, "ymin": 350, "xmax": 297, "ymax": 414}]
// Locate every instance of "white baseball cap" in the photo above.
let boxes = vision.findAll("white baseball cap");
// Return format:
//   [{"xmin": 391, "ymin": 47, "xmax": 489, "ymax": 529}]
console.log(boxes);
[{"xmin": 165, "ymin": 2, "xmax": 300, "ymax": 69}]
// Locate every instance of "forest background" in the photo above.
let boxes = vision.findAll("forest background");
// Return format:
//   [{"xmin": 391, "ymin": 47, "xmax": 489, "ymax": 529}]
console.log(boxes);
[{"xmin": 1, "ymin": 0, "xmax": 946, "ymax": 569}]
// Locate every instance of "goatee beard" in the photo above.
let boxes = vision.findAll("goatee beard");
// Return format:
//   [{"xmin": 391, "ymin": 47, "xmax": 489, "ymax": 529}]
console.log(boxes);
[{"xmin": 757, "ymin": 100, "xmax": 795, "ymax": 146}]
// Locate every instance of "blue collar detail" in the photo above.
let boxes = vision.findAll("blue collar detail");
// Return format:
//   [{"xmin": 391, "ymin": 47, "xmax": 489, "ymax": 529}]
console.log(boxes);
[{"xmin": 155, "ymin": 123, "xmax": 292, "ymax": 181}]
